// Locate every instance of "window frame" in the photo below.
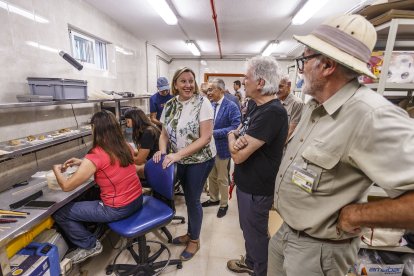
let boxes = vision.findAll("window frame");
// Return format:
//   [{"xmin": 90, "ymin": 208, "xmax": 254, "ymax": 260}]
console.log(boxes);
[{"xmin": 68, "ymin": 28, "xmax": 108, "ymax": 71}]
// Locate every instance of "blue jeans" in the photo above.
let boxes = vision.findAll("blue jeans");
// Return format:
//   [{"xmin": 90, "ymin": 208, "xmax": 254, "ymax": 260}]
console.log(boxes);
[
  {"xmin": 177, "ymin": 158, "xmax": 215, "ymax": 240},
  {"xmin": 53, "ymin": 195, "xmax": 143, "ymax": 249},
  {"xmin": 237, "ymin": 188, "xmax": 273, "ymax": 276}
]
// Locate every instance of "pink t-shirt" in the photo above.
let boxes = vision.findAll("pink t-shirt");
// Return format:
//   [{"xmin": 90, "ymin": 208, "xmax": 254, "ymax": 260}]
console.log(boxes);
[{"xmin": 85, "ymin": 146, "xmax": 142, "ymax": 208}]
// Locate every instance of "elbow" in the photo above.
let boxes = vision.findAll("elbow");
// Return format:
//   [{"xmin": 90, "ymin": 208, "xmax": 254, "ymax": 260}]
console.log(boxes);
[
  {"xmin": 232, "ymin": 157, "xmax": 243, "ymax": 165},
  {"xmin": 61, "ymin": 185, "xmax": 71, "ymax": 192},
  {"xmin": 203, "ymin": 135, "xmax": 212, "ymax": 145},
  {"xmin": 230, "ymin": 154, "xmax": 243, "ymax": 164}
]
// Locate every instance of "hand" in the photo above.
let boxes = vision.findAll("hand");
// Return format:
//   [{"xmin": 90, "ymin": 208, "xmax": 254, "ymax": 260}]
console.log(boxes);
[
  {"xmin": 162, "ymin": 153, "xmax": 181, "ymax": 169},
  {"xmin": 53, "ymin": 164, "xmax": 64, "ymax": 174},
  {"xmin": 63, "ymin": 158, "xmax": 82, "ymax": 168},
  {"xmin": 153, "ymin": 151, "xmax": 164, "ymax": 163},
  {"xmin": 233, "ymin": 136, "xmax": 248, "ymax": 151},
  {"xmin": 337, "ymin": 204, "xmax": 362, "ymax": 235}
]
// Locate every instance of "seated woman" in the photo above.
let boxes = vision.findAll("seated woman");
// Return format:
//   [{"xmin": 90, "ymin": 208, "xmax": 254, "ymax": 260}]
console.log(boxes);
[
  {"xmin": 52, "ymin": 111, "xmax": 143, "ymax": 264},
  {"xmin": 124, "ymin": 108, "xmax": 160, "ymax": 178}
]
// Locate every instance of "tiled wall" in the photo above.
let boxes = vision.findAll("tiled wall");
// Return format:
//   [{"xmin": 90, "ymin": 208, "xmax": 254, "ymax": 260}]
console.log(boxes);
[{"xmin": 0, "ymin": 0, "xmax": 167, "ymax": 191}]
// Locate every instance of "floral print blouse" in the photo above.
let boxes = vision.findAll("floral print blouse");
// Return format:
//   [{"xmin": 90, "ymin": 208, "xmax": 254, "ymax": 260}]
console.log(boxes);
[{"xmin": 160, "ymin": 94, "xmax": 216, "ymax": 164}]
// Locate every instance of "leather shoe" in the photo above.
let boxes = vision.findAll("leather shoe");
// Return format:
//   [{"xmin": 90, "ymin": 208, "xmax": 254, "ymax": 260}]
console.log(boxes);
[
  {"xmin": 217, "ymin": 205, "xmax": 228, "ymax": 218},
  {"xmin": 180, "ymin": 240, "xmax": 200, "ymax": 261},
  {"xmin": 201, "ymin": 199, "xmax": 219, "ymax": 207}
]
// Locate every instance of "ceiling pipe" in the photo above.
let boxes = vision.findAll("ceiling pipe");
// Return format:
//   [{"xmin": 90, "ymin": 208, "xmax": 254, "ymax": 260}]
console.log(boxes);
[{"xmin": 209, "ymin": 0, "xmax": 223, "ymax": 59}]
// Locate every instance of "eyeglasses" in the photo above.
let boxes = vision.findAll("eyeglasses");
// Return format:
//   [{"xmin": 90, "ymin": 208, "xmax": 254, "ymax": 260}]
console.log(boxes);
[{"xmin": 295, "ymin": 53, "xmax": 321, "ymax": 71}]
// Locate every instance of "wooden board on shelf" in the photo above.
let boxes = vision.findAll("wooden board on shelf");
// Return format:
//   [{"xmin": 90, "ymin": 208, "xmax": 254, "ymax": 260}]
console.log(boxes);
[
  {"xmin": 371, "ymin": 9, "xmax": 414, "ymax": 26},
  {"xmin": 358, "ymin": 0, "xmax": 414, "ymax": 20}
]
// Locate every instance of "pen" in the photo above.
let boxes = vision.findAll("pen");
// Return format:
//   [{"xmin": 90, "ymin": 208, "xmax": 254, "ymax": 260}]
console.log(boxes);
[
  {"xmin": 0, "ymin": 215, "xmax": 26, "ymax": 219},
  {"xmin": 0, "ymin": 219, "xmax": 17, "ymax": 224}
]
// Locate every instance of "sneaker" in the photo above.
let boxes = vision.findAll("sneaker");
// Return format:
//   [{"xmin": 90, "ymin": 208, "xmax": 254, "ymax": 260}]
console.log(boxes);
[
  {"xmin": 227, "ymin": 255, "xmax": 254, "ymax": 275},
  {"xmin": 67, "ymin": 240, "xmax": 103, "ymax": 264},
  {"xmin": 201, "ymin": 199, "xmax": 220, "ymax": 207},
  {"xmin": 217, "ymin": 205, "xmax": 228, "ymax": 218}
]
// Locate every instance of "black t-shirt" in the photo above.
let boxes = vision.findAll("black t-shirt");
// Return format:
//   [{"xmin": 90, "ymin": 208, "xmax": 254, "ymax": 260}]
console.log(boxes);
[
  {"xmin": 234, "ymin": 99, "xmax": 288, "ymax": 196},
  {"xmin": 137, "ymin": 128, "xmax": 159, "ymax": 160}
]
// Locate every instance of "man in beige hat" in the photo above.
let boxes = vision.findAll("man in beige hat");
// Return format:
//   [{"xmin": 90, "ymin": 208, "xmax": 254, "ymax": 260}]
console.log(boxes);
[{"xmin": 269, "ymin": 14, "xmax": 414, "ymax": 276}]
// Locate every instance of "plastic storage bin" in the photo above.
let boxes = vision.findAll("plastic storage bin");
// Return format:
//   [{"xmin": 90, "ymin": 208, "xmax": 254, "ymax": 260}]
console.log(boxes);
[
  {"xmin": 27, "ymin": 77, "xmax": 87, "ymax": 100},
  {"xmin": 18, "ymin": 242, "xmax": 60, "ymax": 276}
]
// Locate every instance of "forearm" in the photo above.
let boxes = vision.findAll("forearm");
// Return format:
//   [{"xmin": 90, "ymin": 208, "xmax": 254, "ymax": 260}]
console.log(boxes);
[
  {"xmin": 228, "ymin": 132, "xmax": 238, "ymax": 155},
  {"xmin": 343, "ymin": 191, "xmax": 414, "ymax": 230},
  {"xmin": 159, "ymin": 130, "xmax": 169, "ymax": 153},
  {"xmin": 151, "ymin": 118, "xmax": 162, "ymax": 126},
  {"xmin": 176, "ymin": 136, "xmax": 211, "ymax": 159}
]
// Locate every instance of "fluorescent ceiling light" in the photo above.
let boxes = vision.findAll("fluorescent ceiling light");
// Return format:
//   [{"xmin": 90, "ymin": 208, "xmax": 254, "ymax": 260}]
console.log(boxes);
[
  {"xmin": 186, "ymin": 41, "xmax": 201, "ymax": 56},
  {"xmin": 0, "ymin": 0, "xmax": 49, "ymax": 23},
  {"xmin": 25, "ymin": 41, "xmax": 58, "ymax": 53},
  {"xmin": 146, "ymin": 0, "xmax": 177, "ymax": 25},
  {"xmin": 292, "ymin": 0, "xmax": 329, "ymax": 25},
  {"xmin": 115, "ymin": 45, "xmax": 134, "ymax": 55},
  {"xmin": 346, "ymin": 0, "xmax": 374, "ymax": 14},
  {"xmin": 262, "ymin": 41, "xmax": 278, "ymax": 56}
]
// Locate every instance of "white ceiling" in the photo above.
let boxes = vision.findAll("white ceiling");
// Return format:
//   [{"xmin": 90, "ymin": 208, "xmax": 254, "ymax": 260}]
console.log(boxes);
[{"xmin": 85, "ymin": 0, "xmax": 369, "ymax": 59}]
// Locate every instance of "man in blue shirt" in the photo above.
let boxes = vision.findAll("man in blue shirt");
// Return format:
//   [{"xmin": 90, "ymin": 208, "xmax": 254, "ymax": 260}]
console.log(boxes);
[
  {"xmin": 149, "ymin": 77, "xmax": 173, "ymax": 128},
  {"xmin": 202, "ymin": 78, "xmax": 241, "ymax": 218}
]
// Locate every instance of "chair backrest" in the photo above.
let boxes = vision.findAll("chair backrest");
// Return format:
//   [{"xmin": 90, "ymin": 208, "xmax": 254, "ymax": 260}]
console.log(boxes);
[{"xmin": 144, "ymin": 157, "xmax": 175, "ymax": 201}]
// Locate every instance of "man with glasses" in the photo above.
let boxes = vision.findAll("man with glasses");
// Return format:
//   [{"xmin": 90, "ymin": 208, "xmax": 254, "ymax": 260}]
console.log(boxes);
[
  {"xmin": 227, "ymin": 56, "xmax": 288, "ymax": 276},
  {"xmin": 202, "ymin": 79, "xmax": 240, "ymax": 218},
  {"xmin": 269, "ymin": 14, "xmax": 414, "ymax": 276}
]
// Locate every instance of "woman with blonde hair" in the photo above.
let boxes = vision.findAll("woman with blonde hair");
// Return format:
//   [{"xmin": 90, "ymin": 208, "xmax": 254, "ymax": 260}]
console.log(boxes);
[{"xmin": 153, "ymin": 67, "xmax": 216, "ymax": 261}]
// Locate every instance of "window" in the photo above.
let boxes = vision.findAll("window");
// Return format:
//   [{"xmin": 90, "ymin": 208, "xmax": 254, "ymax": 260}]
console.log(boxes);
[{"xmin": 69, "ymin": 28, "xmax": 108, "ymax": 70}]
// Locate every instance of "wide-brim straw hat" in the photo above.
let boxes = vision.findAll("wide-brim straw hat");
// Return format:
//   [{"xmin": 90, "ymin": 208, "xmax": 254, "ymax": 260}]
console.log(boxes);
[{"xmin": 294, "ymin": 14, "xmax": 377, "ymax": 79}]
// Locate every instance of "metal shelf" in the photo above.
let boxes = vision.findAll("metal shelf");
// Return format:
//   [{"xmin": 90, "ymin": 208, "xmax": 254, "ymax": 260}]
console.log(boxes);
[
  {"xmin": 0, "ymin": 96, "xmax": 151, "ymax": 110},
  {"xmin": 0, "ymin": 129, "xmax": 91, "ymax": 162},
  {"xmin": 360, "ymin": 243, "xmax": 414, "ymax": 254},
  {"xmin": 366, "ymin": 83, "xmax": 414, "ymax": 91},
  {"xmin": 373, "ymin": 19, "xmax": 414, "ymax": 95}
]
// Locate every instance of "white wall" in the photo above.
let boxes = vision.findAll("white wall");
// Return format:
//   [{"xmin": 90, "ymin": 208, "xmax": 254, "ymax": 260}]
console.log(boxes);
[{"xmin": 169, "ymin": 58, "xmax": 294, "ymax": 93}]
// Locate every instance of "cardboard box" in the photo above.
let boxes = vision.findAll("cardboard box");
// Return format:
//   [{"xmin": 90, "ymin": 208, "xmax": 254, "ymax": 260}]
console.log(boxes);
[
  {"xmin": 359, "ymin": 263, "xmax": 404, "ymax": 276},
  {"xmin": 10, "ymin": 254, "xmax": 51, "ymax": 276},
  {"xmin": 360, "ymin": 51, "xmax": 414, "ymax": 83}
]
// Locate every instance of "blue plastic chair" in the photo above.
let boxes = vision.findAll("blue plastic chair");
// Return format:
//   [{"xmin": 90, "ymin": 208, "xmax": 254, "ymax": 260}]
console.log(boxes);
[{"xmin": 106, "ymin": 157, "xmax": 183, "ymax": 275}]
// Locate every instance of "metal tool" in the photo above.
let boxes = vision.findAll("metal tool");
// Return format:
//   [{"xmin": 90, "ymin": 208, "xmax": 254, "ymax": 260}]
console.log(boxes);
[{"xmin": 9, "ymin": 190, "xmax": 43, "ymax": 209}]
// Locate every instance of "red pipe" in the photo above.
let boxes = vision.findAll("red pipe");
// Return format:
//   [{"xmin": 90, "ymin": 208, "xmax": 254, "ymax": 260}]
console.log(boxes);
[{"xmin": 210, "ymin": 0, "xmax": 223, "ymax": 59}]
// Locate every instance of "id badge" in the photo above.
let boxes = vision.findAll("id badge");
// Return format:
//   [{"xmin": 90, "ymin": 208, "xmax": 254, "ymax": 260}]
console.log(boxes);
[{"xmin": 292, "ymin": 162, "xmax": 317, "ymax": 193}]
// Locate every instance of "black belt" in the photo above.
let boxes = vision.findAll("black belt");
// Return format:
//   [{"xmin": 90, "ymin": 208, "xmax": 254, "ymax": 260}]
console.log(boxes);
[{"xmin": 288, "ymin": 226, "xmax": 353, "ymax": 244}]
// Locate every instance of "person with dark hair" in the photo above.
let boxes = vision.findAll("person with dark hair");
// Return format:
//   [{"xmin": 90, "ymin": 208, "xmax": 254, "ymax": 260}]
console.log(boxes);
[
  {"xmin": 124, "ymin": 108, "xmax": 160, "ymax": 176},
  {"xmin": 153, "ymin": 67, "xmax": 216, "ymax": 261},
  {"xmin": 52, "ymin": 111, "xmax": 143, "ymax": 264},
  {"xmin": 233, "ymin": 79, "xmax": 243, "ymax": 102}
]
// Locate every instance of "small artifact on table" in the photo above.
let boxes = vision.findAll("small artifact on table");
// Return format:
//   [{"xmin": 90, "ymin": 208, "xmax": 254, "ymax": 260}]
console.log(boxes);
[
  {"xmin": 58, "ymin": 128, "xmax": 71, "ymax": 133},
  {"xmin": 8, "ymin": 139, "xmax": 20, "ymax": 146},
  {"xmin": 38, "ymin": 135, "xmax": 46, "ymax": 140},
  {"xmin": 27, "ymin": 135, "xmax": 36, "ymax": 142}
]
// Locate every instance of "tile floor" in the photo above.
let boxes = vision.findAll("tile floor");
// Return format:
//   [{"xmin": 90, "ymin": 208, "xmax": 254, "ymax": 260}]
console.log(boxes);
[{"xmin": 79, "ymin": 189, "xmax": 283, "ymax": 276}]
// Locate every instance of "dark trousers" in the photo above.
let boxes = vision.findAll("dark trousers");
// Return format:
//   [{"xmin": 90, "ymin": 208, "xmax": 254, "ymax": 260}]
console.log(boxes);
[
  {"xmin": 177, "ymin": 158, "xmax": 215, "ymax": 240},
  {"xmin": 53, "ymin": 195, "xmax": 143, "ymax": 249},
  {"xmin": 237, "ymin": 188, "xmax": 273, "ymax": 276}
]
